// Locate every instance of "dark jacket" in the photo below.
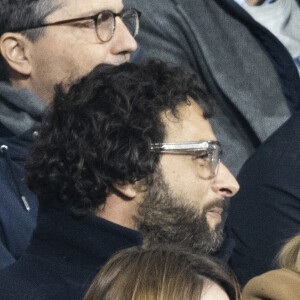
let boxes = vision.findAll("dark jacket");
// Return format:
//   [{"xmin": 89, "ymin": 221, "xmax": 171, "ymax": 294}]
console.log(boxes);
[
  {"xmin": 0, "ymin": 208, "xmax": 143, "ymax": 300},
  {"xmin": 127, "ymin": 0, "xmax": 300, "ymax": 175},
  {"xmin": 225, "ymin": 108, "xmax": 300, "ymax": 286},
  {"xmin": 0, "ymin": 124, "xmax": 39, "ymax": 270},
  {"xmin": 0, "ymin": 82, "xmax": 45, "ymax": 270}
]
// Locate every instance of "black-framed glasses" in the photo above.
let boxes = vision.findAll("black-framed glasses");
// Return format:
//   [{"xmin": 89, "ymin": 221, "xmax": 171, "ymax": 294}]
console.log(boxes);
[
  {"xmin": 151, "ymin": 140, "xmax": 222, "ymax": 179},
  {"xmin": 11, "ymin": 8, "xmax": 141, "ymax": 43}
]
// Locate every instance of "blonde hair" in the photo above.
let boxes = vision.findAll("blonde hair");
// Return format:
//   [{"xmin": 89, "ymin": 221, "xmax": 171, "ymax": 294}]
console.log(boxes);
[
  {"xmin": 83, "ymin": 245, "xmax": 240, "ymax": 300},
  {"xmin": 278, "ymin": 233, "xmax": 300, "ymax": 273}
]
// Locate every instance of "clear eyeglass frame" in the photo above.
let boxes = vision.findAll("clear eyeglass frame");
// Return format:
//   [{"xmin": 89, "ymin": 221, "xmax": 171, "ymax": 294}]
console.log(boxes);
[{"xmin": 150, "ymin": 140, "xmax": 222, "ymax": 179}]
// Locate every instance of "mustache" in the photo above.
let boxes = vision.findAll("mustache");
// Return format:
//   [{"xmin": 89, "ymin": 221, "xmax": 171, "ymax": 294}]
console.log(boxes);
[{"xmin": 202, "ymin": 199, "xmax": 229, "ymax": 214}]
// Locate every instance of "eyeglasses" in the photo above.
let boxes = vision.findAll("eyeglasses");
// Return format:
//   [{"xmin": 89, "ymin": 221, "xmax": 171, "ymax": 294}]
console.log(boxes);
[
  {"xmin": 151, "ymin": 140, "xmax": 222, "ymax": 179},
  {"xmin": 11, "ymin": 8, "xmax": 141, "ymax": 43}
]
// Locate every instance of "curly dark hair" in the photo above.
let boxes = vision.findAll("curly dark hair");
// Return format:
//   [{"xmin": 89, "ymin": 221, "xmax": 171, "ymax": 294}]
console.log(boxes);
[{"xmin": 26, "ymin": 60, "xmax": 215, "ymax": 217}]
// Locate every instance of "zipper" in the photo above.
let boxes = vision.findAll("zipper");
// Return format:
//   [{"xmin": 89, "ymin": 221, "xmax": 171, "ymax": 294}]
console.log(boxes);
[{"xmin": 0, "ymin": 145, "xmax": 30, "ymax": 211}]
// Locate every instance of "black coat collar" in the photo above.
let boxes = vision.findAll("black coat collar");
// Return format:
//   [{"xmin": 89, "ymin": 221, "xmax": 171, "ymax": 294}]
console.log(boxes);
[{"xmin": 27, "ymin": 208, "xmax": 143, "ymax": 269}]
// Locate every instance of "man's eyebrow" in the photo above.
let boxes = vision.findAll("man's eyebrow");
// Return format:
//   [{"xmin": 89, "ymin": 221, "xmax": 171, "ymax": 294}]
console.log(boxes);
[
  {"xmin": 47, "ymin": 4, "xmax": 124, "ymax": 22},
  {"xmin": 78, "ymin": 6, "xmax": 124, "ymax": 17}
]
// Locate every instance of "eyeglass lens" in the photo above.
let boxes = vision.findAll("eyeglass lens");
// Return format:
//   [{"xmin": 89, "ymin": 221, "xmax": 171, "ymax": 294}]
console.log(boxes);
[
  {"xmin": 194, "ymin": 151, "xmax": 213, "ymax": 179},
  {"xmin": 122, "ymin": 9, "xmax": 139, "ymax": 37},
  {"xmin": 211, "ymin": 150, "xmax": 220, "ymax": 176},
  {"xmin": 96, "ymin": 9, "xmax": 139, "ymax": 42},
  {"xmin": 194, "ymin": 149, "xmax": 220, "ymax": 179},
  {"xmin": 97, "ymin": 11, "xmax": 115, "ymax": 42}
]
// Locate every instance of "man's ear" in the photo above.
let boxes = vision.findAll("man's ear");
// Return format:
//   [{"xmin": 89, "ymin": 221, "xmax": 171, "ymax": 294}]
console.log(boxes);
[
  {"xmin": 111, "ymin": 181, "xmax": 138, "ymax": 199},
  {"xmin": 0, "ymin": 32, "xmax": 32, "ymax": 76}
]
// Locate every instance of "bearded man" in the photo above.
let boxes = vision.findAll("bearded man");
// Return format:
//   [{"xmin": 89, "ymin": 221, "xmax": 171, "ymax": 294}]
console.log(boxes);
[{"xmin": 0, "ymin": 60, "xmax": 239, "ymax": 299}]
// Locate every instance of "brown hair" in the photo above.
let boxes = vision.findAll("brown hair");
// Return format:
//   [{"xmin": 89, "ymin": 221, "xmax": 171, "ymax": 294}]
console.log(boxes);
[
  {"xmin": 278, "ymin": 233, "xmax": 300, "ymax": 274},
  {"xmin": 83, "ymin": 245, "xmax": 240, "ymax": 300}
]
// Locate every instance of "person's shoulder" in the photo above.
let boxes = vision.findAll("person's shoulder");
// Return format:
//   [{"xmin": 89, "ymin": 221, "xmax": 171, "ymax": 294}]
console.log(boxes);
[
  {"xmin": 264, "ymin": 110, "xmax": 300, "ymax": 146},
  {"xmin": 250, "ymin": 268, "xmax": 300, "ymax": 282},
  {"xmin": 0, "ymin": 259, "xmax": 29, "ymax": 299},
  {"xmin": 243, "ymin": 269, "xmax": 300, "ymax": 300},
  {"xmin": 238, "ymin": 110, "xmax": 300, "ymax": 177},
  {"xmin": 0, "ymin": 251, "xmax": 99, "ymax": 300},
  {"xmin": 0, "ymin": 253, "xmax": 73, "ymax": 299}
]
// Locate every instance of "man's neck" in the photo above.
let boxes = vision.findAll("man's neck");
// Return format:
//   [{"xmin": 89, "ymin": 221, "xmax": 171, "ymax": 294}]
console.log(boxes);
[{"xmin": 95, "ymin": 197, "xmax": 140, "ymax": 230}]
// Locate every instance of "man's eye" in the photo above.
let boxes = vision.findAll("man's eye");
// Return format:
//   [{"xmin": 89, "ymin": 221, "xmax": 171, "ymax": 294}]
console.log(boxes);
[
  {"xmin": 74, "ymin": 21, "xmax": 95, "ymax": 28},
  {"xmin": 194, "ymin": 152, "xmax": 210, "ymax": 161}
]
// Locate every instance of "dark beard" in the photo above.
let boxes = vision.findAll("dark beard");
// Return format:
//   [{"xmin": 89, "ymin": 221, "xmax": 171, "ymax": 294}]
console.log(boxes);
[{"xmin": 135, "ymin": 170, "xmax": 224, "ymax": 254}]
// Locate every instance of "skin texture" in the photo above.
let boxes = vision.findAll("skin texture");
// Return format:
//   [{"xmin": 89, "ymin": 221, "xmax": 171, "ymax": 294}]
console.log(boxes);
[
  {"xmin": 159, "ymin": 99, "xmax": 239, "ymax": 230},
  {"xmin": 201, "ymin": 282, "xmax": 230, "ymax": 300},
  {"xmin": 246, "ymin": 0, "xmax": 266, "ymax": 5},
  {"xmin": 10, "ymin": 0, "xmax": 137, "ymax": 103}
]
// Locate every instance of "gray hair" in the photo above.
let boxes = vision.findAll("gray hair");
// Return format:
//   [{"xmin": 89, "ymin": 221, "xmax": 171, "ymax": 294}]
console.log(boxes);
[
  {"xmin": 0, "ymin": 0, "xmax": 62, "ymax": 40},
  {"xmin": 0, "ymin": 0, "xmax": 62, "ymax": 81}
]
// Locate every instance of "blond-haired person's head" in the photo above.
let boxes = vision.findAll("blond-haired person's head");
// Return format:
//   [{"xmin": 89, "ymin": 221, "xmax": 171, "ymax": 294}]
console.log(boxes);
[
  {"xmin": 277, "ymin": 233, "xmax": 300, "ymax": 274},
  {"xmin": 83, "ymin": 245, "xmax": 240, "ymax": 300}
]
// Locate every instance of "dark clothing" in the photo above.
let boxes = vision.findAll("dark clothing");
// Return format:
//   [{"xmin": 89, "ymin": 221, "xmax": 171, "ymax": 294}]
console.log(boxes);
[
  {"xmin": 0, "ymin": 209, "xmax": 143, "ymax": 300},
  {"xmin": 215, "ymin": 238, "xmax": 236, "ymax": 263},
  {"xmin": 225, "ymin": 109, "xmax": 300, "ymax": 286},
  {"xmin": 0, "ymin": 82, "xmax": 45, "ymax": 269},
  {"xmin": 126, "ymin": 0, "xmax": 300, "ymax": 175},
  {"xmin": 0, "ymin": 125, "xmax": 39, "ymax": 270}
]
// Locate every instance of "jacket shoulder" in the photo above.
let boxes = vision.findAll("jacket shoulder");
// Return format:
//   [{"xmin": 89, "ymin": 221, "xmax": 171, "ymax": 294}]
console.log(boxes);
[{"xmin": 243, "ymin": 269, "xmax": 300, "ymax": 300}]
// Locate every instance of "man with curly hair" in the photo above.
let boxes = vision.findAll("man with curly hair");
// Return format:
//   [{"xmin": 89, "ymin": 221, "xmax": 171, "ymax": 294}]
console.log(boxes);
[
  {"xmin": 0, "ymin": 60, "xmax": 239, "ymax": 299},
  {"xmin": 0, "ymin": 0, "xmax": 139, "ymax": 269}
]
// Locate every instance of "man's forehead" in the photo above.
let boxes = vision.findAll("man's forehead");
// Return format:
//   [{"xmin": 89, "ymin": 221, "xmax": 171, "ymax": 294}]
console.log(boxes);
[
  {"xmin": 161, "ymin": 99, "xmax": 217, "ymax": 143},
  {"xmin": 47, "ymin": 0, "xmax": 124, "ymax": 20}
]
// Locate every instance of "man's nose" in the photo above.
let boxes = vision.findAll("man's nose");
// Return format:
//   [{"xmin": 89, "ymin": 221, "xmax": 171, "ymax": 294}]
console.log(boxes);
[
  {"xmin": 211, "ymin": 163, "xmax": 240, "ymax": 198},
  {"xmin": 111, "ymin": 17, "xmax": 138, "ymax": 55}
]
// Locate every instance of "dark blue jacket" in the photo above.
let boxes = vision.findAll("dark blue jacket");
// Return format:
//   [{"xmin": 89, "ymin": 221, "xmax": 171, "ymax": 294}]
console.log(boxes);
[
  {"xmin": 0, "ymin": 208, "xmax": 143, "ymax": 300},
  {"xmin": 0, "ymin": 124, "xmax": 38, "ymax": 270},
  {"xmin": 225, "ymin": 108, "xmax": 300, "ymax": 286}
]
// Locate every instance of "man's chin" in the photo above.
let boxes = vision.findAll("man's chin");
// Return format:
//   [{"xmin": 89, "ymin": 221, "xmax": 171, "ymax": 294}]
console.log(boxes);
[
  {"xmin": 206, "ymin": 212, "xmax": 222, "ymax": 229},
  {"xmin": 138, "ymin": 216, "xmax": 224, "ymax": 255},
  {"xmin": 138, "ymin": 169, "xmax": 225, "ymax": 254}
]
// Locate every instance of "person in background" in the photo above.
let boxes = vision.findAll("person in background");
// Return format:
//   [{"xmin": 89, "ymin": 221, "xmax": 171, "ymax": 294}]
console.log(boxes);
[
  {"xmin": 0, "ymin": 0, "xmax": 139, "ymax": 270},
  {"xmin": 235, "ymin": 0, "xmax": 300, "ymax": 75},
  {"xmin": 242, "ymin": 233, "xmax": 300, "ymax": 300},
  {"xmin": 0, "ymin": 60, "xmax": 239, "ymax": 299},
  {"xmin": 224, "ymin": 0, "xmax": 300, "ymax": 286},
  {"xmin": 83, "ymin": 245, "xmax": 241, "ymax": 300},
  {"xmin": 225, "ymin": 98, "xmax": 300, "ymax": 285},
  {"xmin": 125, "ymin": 0, "xmax": 300, "ymax": 176}
]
